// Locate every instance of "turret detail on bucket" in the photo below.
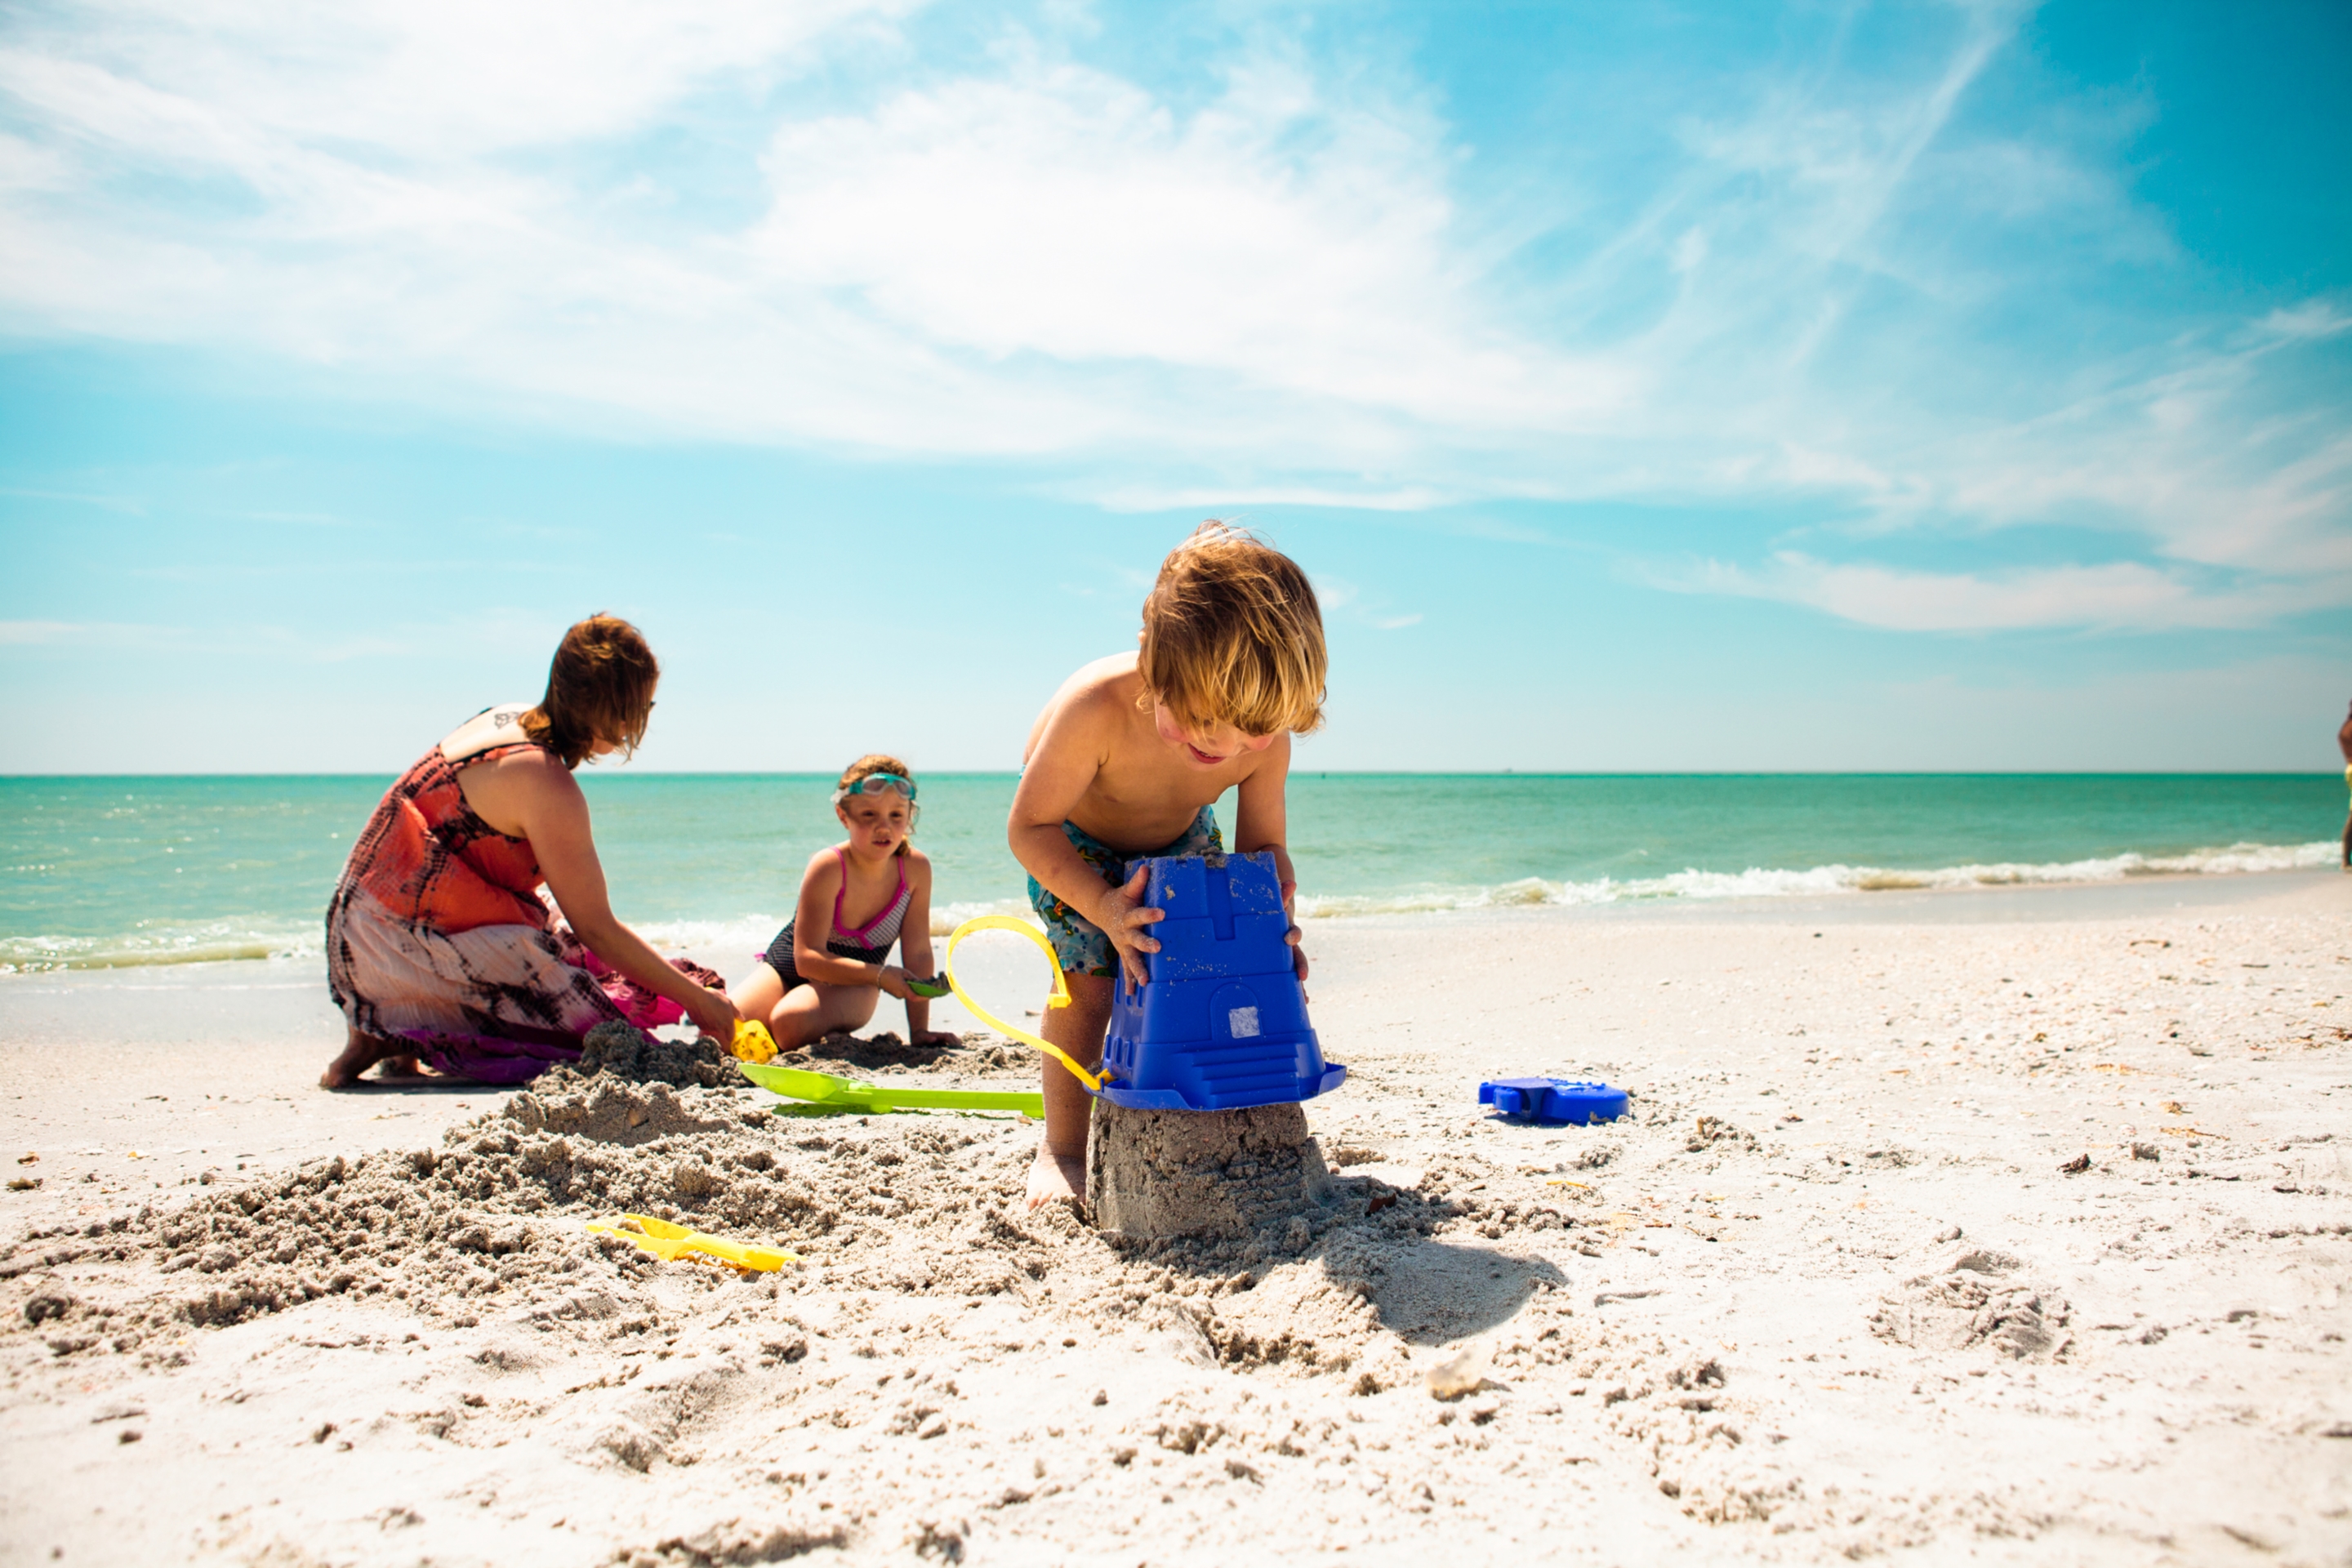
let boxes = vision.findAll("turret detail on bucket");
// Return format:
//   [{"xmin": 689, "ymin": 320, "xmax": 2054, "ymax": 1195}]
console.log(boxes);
[{"xmin": 1097, "ymin": 851, "xmax": 1347, "ymax": 1111}]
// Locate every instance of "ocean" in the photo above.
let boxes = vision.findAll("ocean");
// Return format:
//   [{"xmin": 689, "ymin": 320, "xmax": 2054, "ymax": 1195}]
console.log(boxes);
[{"xmin": 0, "ymin": 773, "xmax": 2339, "ymax": 973}]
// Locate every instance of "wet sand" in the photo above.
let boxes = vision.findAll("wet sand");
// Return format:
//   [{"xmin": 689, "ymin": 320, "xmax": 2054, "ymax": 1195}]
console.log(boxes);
[{"xmin": 2, "ymin": 869, "xmax": 2347, "ymax": 1565}]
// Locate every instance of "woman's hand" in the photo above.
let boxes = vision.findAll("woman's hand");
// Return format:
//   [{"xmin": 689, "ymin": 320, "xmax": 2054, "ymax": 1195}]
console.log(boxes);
[
  {"xmin": 685, "ymin": 985, "xmax": 741, "ymax": 1043},
  {"xmin": 1097, "ymin": 864, "xmax": 1165, "ymax": 990}
]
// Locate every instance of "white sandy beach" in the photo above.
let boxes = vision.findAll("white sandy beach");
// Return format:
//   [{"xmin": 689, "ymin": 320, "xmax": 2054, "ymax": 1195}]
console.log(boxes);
[{"xmin": 2, "ymin": 870, "xmax": 2348, "ymax": 1566}]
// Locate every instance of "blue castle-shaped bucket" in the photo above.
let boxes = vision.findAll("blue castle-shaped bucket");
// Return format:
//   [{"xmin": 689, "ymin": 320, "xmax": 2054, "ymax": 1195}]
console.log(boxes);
[{"xmin": 1096, "ymin": 851, "xmax": 1347, "ymax": 1112}]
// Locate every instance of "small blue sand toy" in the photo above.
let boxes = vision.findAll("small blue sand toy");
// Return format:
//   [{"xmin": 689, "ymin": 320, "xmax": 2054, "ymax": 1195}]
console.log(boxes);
[
  {"xmin": 1478, "ymin": 1077, "xmax": 1629, "ymax": 1125},
  {"xmin": 1098, "ymin": 851, "xmax": 1348, "ymax": 1112}
]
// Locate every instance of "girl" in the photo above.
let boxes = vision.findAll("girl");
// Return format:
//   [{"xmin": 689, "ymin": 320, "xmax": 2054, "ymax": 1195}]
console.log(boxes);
[{"xmin": 739, "ymin": 755, "xmax": 957, "ymax": 1049}]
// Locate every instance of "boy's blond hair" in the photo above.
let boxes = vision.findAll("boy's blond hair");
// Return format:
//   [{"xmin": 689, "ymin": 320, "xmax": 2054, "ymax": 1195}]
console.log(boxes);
[{"xmin": 1138, "ymin": 523, "xmax": 1326, "ymax": 736}]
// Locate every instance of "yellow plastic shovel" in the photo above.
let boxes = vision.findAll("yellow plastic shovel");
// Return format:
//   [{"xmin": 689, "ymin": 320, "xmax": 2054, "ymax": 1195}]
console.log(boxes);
[{"xmin": 586, "ymin": 1214, "xmax": 797, "ymax": 1271}]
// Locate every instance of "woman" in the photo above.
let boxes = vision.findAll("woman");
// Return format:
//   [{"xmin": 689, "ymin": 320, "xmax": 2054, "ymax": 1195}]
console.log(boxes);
[{"xmin": 320, "ymin": 614, "xmax": 739, "ymax": 1087}]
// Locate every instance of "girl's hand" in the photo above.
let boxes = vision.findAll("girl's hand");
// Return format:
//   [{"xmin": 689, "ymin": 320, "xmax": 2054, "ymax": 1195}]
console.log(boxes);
[
  {"xmin": 686, "ymin": 985, "xmax": 741, "ymax": 1043},
  {"xmin": 910, "ymin": 1028, "xmax": 960, "ymax": 1048},
  {"xmin": 876, "ymin": 965, "xmax": 914, "ymax": 1001},
  {"xmin": 1096, "ymin": 864, "xmax": 1165, "ymax": 990}
]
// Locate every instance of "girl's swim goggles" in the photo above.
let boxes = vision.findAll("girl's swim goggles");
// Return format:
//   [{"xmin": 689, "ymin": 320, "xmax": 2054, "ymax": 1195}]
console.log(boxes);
[{"xmin": 832, "ymin": 773, "xmax": 919, "ymax": 826}]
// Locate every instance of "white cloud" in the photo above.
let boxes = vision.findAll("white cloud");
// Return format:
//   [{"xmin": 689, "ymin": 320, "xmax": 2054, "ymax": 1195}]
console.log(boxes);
[
  {"xmin": 751, "ymin": 61, "xmax": 1635, "ymax": 433},
  {"xmin": 0, "ymin": 1, "xmax": 2345, "ymax": 635},
  {"xmin": 5, "ymin": 0, "xmax": 921, "ymax": 158},
  {"xmin": 0, "ymin": 617, "xmax": 165, "ymax": 644},
  {"xmin": 1673, "ymin": 551, "xmax": 2350, "ymax": 633},
  {"xmin": 2261, "ymin": 301, "xmax": 2351, "ymax": 341}
]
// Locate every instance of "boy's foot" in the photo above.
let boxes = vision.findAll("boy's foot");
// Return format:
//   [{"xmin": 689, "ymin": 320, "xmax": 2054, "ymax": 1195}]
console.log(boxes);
[{"xmin": 1025, "ymin": 1146, "xmax": 1087, "ymax": 1210}]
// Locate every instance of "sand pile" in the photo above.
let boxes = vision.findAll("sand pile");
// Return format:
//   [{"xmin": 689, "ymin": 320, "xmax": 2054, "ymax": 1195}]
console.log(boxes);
[
  {"xmin": 573, "ymin": 1020, "xmax": 1036, "ymax": 1089},
  {"xmin": 1087, "ymin": 1101, "xmax": 1334, "ymax": 1241},
  {"xmin": 577, "ymin": 1020, "xmax": 740, "ymax": 1089},
  {"xmin": 778, "ymin": 1029, "xmax": 1035, "ymax": 1076},
  {"xmin": 7, "ymin": 1071, "xmax": 1555, "ymax": 1390}
]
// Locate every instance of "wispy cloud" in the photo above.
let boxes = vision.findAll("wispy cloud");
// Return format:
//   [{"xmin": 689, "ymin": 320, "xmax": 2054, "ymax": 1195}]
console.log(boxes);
[
  {"xmin": 0, "ymin": 483, "xmax": 145, "ymax": 513},
  {"xmin": 0, "ymin": 0, "xmax": 2344, "ymax": 634},
  {"xmin": 1662, "ymin": 551, "xmax": 2350, "ymax": 634},
  {"xmin": 0, "ymin": 617, "xmax": 166, "ymax": 644}
]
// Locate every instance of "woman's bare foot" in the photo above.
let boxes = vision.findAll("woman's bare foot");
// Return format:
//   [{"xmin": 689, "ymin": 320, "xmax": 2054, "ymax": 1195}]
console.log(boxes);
[
  {"xmin": 1025, "ymin": 1145, "xmax": 1087, "ymax": 1210},
  {"xmin": 320, "ymin": 1027, "xmax": 400, "ymax": 1089}
]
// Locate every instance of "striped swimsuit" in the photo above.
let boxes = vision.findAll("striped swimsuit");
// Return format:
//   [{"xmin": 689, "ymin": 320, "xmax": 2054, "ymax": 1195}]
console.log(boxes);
[{"xmin": 762, "ymin": 848, "xmax": 912, "ymax": 991}]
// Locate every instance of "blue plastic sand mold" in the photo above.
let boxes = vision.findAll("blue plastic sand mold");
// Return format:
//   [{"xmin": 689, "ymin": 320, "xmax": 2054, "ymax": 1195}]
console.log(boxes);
[
  {"xmin": 1478, "ymin": 1077, "xmax": 1629, "ymax": 1125},
  {"xmin": 1098, "ymin": 851, "xmax": 1347, "ymax": 1112}
]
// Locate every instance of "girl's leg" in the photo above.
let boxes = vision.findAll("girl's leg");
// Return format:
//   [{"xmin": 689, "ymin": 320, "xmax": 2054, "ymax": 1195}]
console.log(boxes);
[
  {"xmin": 735, "ymin": 962, "xmax": 788, "ymax": 1025},
  {"xmin": 767, "ymin": 978, "xmax": 881, "ymax": 1049},
  {"xmin": 1027, "ymin": 974, "xmax": 1112, "ymax": 1209}
]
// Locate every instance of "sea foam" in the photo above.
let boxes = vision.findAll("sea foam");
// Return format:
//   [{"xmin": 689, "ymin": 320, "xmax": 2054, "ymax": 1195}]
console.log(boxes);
[{"xmin": 1294, "ymin": 839, "xmax": 2337, "ymax": 919}]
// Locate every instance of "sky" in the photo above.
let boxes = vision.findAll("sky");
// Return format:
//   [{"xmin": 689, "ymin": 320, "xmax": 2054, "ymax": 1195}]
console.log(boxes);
[{"xmin": 1, "ymin": 0, "xmax": 2346, "ymax": 774}]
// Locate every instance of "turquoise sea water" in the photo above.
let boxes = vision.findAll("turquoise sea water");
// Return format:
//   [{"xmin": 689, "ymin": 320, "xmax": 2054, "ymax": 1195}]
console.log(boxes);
[{"xmin": 0, "ymin": 773, "xmax": 2339, "ymax": 971}]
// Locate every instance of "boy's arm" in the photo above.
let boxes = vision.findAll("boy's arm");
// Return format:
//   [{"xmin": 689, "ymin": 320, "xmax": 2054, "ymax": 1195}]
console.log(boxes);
[
  {"xmin": 1232, "ymin": 735, "xmax": 1307, "ymax": 982},
  {"xmin": 1009, "ymin": 690, "xmax": 1165, "ymax": 986}
]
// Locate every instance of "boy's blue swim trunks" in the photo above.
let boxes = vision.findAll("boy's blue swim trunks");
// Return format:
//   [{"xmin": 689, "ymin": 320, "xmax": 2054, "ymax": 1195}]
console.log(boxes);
[{"xmin": 1027, "ymin": 808, "xmax": 1223, "ymax": 978}]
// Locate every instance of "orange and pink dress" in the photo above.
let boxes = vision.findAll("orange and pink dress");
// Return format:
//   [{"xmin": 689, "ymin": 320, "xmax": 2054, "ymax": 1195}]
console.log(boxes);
[{"xmin": 323, "ymin": 706, "xmax": 721, "ymax": 1083}]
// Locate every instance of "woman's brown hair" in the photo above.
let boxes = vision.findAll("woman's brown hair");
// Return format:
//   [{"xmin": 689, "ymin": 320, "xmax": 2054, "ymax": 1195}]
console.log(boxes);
[{"xmin": 521, "ymin": 614, "xmax": 660, "ymax": 770}]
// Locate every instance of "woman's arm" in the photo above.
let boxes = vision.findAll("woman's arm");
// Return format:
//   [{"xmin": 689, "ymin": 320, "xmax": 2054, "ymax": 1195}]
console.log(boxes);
[
  {"xmin": 789, "ymin": 850, "xmax": 915, "ymax": 996},
  {"xmin": 1009, "ymin": 688, "xmax": 1165, "ymax": 987},
  {"xmin": 479, "ymin": 752, "xmax": 740, "ymax": 1039},
  {"xmin": 898, "ymin": 854, "xmax": 956, "ymax": 1044},
  {"xmin": 1232, "ymin": 735, "xmax": 1307, "ymax": 983}
]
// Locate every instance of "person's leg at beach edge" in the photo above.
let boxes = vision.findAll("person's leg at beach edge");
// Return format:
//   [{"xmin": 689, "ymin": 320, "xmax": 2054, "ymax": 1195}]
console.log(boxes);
[
  {"xmin": 320, "ymin": 1025, "xmax": 407, "ymax": 1089},
  {"xmin": 1028, "ymin": 975, "xmax": 1111, "ymax": 1208},
  {"xmin": 2338, "ymin": 703, "xmax": 2351, "ymax": 868}
]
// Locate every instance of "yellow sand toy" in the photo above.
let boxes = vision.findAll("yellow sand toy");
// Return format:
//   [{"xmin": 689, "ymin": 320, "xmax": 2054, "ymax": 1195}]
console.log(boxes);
[
  {"xmin": 941, "ymin": 915, "xmax": 1106, "ymax": 1093},
  {"xmin": 586, "ymin": 1214, "xmax": 796, "ymax": 1272},
  {"xmin": 730, "ymin": 1019, "xmax": 782, "ymax": 1063}
]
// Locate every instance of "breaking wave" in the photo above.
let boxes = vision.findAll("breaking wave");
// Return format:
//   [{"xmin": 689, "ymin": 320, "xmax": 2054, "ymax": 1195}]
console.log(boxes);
[
  {"xmin": 1294, "ymin": 839, "xmax": 2336, "ymax": 919},
  {"xmin": 4, "ymin": 842, "xmax": 2329, "ymax": 971}
]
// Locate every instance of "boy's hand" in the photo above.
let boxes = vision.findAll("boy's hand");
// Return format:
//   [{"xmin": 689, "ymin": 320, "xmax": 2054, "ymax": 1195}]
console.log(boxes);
[
  {"xmin": 1280, "ymin": 877, "xmax": 1310, "ymax": 991},
  {"xmin": 1096, "ymin": 864, "xmax": 1165, "ymax": 990}
]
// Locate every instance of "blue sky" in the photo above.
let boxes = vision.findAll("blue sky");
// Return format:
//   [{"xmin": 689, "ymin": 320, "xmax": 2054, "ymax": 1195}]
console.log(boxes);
[{"xmin": 1, "ymin": 0, "xmax": 2345, "ymax": 773}]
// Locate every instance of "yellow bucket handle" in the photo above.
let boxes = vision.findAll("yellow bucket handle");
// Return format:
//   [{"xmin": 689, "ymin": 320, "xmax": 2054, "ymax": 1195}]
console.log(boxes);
[{"xmin": 942, "ymin": 915, "xmax": 1107, "ymax": 1094}]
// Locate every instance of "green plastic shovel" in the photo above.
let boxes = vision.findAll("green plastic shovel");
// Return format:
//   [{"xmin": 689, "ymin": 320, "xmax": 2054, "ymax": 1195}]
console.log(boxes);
[{"xmin": 737, "ymin": 1061, "xmax": 1044, "ymax": 1118}]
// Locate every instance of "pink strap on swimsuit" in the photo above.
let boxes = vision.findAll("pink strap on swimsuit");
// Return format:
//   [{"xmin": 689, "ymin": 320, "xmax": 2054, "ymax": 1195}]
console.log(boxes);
[{"xmin": 831, "ymin": 848, "xmax": 912, "ymax": 948}]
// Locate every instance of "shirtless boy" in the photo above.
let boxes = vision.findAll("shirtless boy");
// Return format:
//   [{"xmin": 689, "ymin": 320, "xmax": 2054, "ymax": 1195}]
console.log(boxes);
[{"xmin": 1009, "ymin": 524, "xmax": 1327, "ymax": 1208}]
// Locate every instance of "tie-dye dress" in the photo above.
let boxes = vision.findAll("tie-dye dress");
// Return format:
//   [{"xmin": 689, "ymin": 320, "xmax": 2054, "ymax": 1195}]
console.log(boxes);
[{"xmin": 323, "ymin": 705, "xmax": 723, "ymax": 1083}]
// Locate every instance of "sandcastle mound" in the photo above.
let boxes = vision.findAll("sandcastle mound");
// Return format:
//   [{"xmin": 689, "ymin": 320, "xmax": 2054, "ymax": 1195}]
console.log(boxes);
[{"xmin": 1086, "ymin": 1100, "xmax": 1334, "ymax": 1243}]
